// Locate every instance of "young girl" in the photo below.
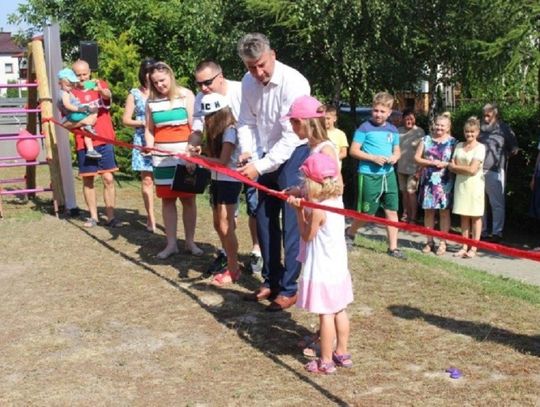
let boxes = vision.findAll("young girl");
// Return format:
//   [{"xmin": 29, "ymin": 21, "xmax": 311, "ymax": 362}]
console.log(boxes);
[
  {"xmin": 415, "ymin": 112, "xmax": 456, "ymax": 256},
  {"xmin": 57, "ymin": 68, "xmax": 100, "ymax": 159},
  {"xmin": 189, "ymin": 92, "xmax": 242, "ymax": 286},
  {"xmin": 448, "ymin": 117, "xmax": 486, "ymax": 258},
  {"xmin": 287, "ymin": 152, "xmax": 353, "ymax": 374},
  {"xmin": 284, "ymin": 95, "xmax": 342, "ymax": 194},
  {"xmin": 284, "ymin": 95, "xmax": 343, "ymax": 357}
]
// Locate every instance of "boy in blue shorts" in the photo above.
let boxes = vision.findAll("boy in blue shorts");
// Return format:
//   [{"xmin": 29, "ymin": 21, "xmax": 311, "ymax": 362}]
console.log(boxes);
[{"xmin": 345, "ymin": 92, "xmax": 406, "ymax": 259}]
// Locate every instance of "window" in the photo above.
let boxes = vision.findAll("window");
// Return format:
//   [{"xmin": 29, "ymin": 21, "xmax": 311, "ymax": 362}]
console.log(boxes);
[{"xmin": 5, "ymin": 63, "xmax": 13, "ymax": 73}]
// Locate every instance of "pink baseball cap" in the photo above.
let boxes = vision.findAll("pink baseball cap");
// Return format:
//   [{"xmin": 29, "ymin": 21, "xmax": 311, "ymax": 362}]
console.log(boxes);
[
  {"xmin": 282, "ymin": 95, "xmax": 325, "ymax": 120},
  {"xmin": 300, "ymin": 153, "xmax": 338, "ymax": 183}
]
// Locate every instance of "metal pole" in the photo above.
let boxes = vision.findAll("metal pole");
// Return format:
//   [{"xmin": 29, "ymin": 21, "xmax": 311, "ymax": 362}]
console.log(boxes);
[{"xmin": 43, "ymin": 23, "xmax": 78, "ymax": 213}]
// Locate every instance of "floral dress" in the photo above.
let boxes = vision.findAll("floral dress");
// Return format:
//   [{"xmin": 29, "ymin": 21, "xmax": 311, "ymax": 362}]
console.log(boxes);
[
  {"xmin": 418, "ymin": 135, "xmax": 456, "ymax": 209},
  {"xmin": 130, "ymin": 88, "xmax": 152, "ymax": 172}
]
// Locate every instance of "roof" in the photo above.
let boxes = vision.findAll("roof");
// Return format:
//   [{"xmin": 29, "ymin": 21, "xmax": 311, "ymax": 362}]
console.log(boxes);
[{"xmin": 0, "ymin": 32, "xmax": 24, "ymax": 56}]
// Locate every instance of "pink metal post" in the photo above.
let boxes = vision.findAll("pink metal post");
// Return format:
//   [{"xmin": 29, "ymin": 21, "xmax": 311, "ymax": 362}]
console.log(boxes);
[{"xmin": 0, "ymin": 83, "xmax": 38, "ymax": 88}]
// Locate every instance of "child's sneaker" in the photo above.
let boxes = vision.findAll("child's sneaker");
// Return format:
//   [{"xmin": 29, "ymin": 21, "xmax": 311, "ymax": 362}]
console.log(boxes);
[
  {"xmin": 83, "ymin": 125, "xmax": 98, "ymax": 135},
  {"xmin": 249, "ymin": 252, "xmax": 263, "ymax": 274},
  {"xmin": 332, "ymin": 352, "xmax": 353, "ymax": 368},
  {"xmin": 85, "ymin": 149, "xmax": 102, "ymax": 159},
  {"xmin": 205, "ymin": 251, "xmax": 227, "ymax": 275},
  {"xmin": 305, "ymin": 359, "xmax": 336, "ymax": 375}
]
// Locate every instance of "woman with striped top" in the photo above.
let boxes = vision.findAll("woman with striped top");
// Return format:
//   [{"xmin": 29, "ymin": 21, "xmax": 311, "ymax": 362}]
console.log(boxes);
[{"xmin": 144, "ymin": 61, "xmax": 203, "ymax": 259}]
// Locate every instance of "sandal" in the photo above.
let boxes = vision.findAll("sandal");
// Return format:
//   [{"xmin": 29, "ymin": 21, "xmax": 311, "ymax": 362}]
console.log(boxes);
[
  {"xmin": 305, "ymin": 359, "xmax": 336, "ymax": 375},
  {"xmin": 453, "ymin": 248, "xmax": 467, "ymax": 258},
  {"xmin": 464, "ymin": 248, "xmax": 477, "ymax": 259},
  {"xmin": 332, "ymin": 352, "xmax": 353, "ymax": 368},
  {"xmin": 210, "ymin": 269, "xmax": 241, "ymax": 286},
  {"xmin": 303, "ymin": 345, "xmax": 320, "ymax": 358},
  {"xmin": 436, "ymin": 241, "xmax": 447, "ymax": 256},
  {"xmin": 422, "ymin": 241, "xmax": 434, "ymax": 254},
  {"xmin": 83, "ymin": 217, "xmax": 98, "ymax": 228}
]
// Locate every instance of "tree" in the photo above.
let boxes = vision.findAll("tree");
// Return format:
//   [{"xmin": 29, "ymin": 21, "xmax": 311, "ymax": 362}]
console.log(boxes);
[{"xmin": 468, "ymin": 0, "xmax": 540, "ymax": 105}]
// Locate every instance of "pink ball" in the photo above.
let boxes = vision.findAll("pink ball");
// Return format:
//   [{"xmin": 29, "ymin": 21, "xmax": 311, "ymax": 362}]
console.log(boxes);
[{"xmin": 16, "ymin": 130, "xmax": 40, "ymax": 161}]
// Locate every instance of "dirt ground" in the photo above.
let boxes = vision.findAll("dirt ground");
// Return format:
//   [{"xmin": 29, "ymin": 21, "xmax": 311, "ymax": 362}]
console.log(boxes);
[{"xmin": 1, "ymin": 172, "xmax": 539, "ymax": 406}]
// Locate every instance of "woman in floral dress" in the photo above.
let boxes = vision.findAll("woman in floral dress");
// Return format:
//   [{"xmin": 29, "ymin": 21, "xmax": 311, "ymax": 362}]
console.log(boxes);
[{"xmin": 415, "ymin": 112, "xmax": 456, "ymax": 256}]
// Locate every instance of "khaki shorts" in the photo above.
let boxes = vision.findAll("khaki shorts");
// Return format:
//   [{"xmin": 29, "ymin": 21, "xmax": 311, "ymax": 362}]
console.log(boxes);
[{"xmin": 398, "ymin": 172, "xmax": 419, "ymax": 193}]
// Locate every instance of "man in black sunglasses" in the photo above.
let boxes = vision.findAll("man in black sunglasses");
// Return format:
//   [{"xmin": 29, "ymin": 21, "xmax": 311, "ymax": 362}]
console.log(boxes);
[{"xmin": 190, "ymin": 60, "xmax": 262, "ymax": 276}]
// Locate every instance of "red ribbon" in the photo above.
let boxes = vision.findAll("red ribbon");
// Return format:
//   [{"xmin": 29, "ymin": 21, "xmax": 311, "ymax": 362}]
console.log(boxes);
[{"xmin": 42, "ymin": 117, "xmax": 540, "ymax": 263}]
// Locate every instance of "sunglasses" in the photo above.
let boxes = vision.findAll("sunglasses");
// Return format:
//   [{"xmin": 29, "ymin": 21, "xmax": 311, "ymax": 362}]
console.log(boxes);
[
  {"xmin": 196, "ymin": 72, "xmax": 221, "ymax": 87},
  {"xmin": 149, "ymin": 62, "xmax": 169, "ymax": 72}
]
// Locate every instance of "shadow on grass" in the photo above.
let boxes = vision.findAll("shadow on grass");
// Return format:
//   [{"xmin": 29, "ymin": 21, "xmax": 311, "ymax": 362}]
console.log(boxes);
[
  {"xmin": 65, "ymin": 216, "xmax": 350, "ymax": 406},
  {"xmin": 388, "ymin": 304, "xmax": 540, "ymax": 357}
]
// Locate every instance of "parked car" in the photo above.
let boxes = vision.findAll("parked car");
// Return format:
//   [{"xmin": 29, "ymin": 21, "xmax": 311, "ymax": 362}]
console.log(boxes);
[{"xmin": 339, "ymin": 104, "xmax": 402, "ymax": 126}]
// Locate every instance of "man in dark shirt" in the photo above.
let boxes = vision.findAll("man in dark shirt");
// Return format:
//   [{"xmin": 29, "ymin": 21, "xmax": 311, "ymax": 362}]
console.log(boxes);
[{"xmin": 478, "ymin": 103, "xmax": 519, "ymax": 242}]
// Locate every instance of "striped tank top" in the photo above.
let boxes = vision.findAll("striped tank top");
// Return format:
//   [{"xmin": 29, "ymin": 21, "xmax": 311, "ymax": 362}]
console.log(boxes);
[{"xmin": 147, "ymin": 94, "xmax": 191, "ymax": 143}]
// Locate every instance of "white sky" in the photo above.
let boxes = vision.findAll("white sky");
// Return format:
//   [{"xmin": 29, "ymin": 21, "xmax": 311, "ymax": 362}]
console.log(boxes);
[{"xmin": 0, "ymin": 0, "xmax": 28, "ymax": 33}]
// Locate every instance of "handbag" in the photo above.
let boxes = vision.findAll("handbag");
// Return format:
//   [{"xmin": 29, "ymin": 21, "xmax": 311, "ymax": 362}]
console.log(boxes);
[{"xmin": 171, "ymin": 164, "xmax": 210, "ymax": 194}]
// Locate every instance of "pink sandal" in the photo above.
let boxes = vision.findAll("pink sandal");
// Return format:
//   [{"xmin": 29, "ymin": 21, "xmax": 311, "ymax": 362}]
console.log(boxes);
[
  {"xmin": 210, "ymin": 269, "xmax": 241, "ymax": 286},
  {"xmin": 305, "ymin": 359, "xmax": 336, "ymax": 374},
  {"xmin": 332, "ymin": 352, "xmax": 353, "ymax": 368}
]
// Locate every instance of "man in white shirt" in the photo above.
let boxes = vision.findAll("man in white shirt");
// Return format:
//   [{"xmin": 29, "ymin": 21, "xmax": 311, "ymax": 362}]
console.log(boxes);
[
  {"xmin": 237, "ymin": 33, "xmax": 310, "ymax": 311},
  {"xmin": 191, "ymin": 60, "xmax": 262, "ymax": 275}
]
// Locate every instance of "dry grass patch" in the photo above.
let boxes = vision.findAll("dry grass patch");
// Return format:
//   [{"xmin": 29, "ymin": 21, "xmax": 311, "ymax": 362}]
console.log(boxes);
[{"xmin": 0, "ymin": 168, "xmax": 539, "ymax": 405}]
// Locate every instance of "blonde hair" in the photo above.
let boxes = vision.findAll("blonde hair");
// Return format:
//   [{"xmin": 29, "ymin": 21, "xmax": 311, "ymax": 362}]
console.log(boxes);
[
  {"xmin": 148, "ymin": 61, "xmax": 182, "ymax": 101},
  {"xmin": 204, "ymin": 107, "xmax": 236, "ymax": 158},
  {"xmin": 464, "ymin": 116, "xmax": 480, "ymax": 131},
  {"xmin": 299, "ymin": 115, "xmax": 329, "ymax": 145},
  {"xmin": 372, "ymin": 92, "xmax": 394, "ymax": 109},
  {"xmin": 303, "ymin": 176, "xmax": 343, "ymax": 202},
  {"xmin": 434, "ymin": 111, "xmax": 452, "ymax": 131}
]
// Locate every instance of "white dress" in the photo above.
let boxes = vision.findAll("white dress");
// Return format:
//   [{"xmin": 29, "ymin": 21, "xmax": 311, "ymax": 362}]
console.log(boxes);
[{"xmin": 296, "ymin": 198, "xmax": 354, "ymax": 314}]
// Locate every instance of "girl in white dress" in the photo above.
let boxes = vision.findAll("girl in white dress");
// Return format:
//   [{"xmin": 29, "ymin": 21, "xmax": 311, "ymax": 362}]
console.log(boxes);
[
  {"xmin": 449, "ymin": 117, "xmax": 486, "ymax": 258},
  {"xmin": 287, "ymin": 153, "xmax": 353, "ymax": 375}
]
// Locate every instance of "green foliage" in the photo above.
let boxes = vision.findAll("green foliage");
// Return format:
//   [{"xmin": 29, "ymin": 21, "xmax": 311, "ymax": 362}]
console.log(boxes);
[
  {"xmin": 96, "ymin": 32, "xmax": 140, "ymax": 174},
  {"xmin": 9, "ymin": 0, "xmax": 540, "ymax": 216},
  {"xmin": 6, "ymin": 80, "xmax": 28, "ymax": 98}
]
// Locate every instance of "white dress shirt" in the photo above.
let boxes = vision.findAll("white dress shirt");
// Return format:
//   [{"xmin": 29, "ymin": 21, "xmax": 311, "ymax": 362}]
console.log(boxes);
[
  {"xmin": 237, "ymin": 60, "xmax": 310, "ymax": 175},
  {"xmin": 192, "ymin": 79, "xmax": 242, "ymax": 133}
]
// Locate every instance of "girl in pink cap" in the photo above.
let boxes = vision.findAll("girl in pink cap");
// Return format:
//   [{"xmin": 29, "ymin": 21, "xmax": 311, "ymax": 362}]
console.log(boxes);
[
  {"xmin": 285, "ymin": 95, "xmax": 344, "ymax": 357},
  {"xmin": 285, "ymin": 96, "xmax": 341, "ymax": 184},
  {"xmin": 287, "ymin": 152, "xmax": 353, "ymax": 374}
]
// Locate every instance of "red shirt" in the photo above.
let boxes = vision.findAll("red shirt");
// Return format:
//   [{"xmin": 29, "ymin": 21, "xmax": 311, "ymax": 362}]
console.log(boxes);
[{"xmin": 71, "ymin": 80, "xmax": 116, "ymax": 151}]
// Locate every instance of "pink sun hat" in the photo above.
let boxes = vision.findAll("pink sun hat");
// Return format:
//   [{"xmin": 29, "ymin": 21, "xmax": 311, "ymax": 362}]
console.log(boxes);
[
  {"xmin": 300, "ymin": 153, "xmax": 338, "ymax": 183},
  {"xmin": 282, "ymin": 95, "xmax": 325, "ymax": 120}
]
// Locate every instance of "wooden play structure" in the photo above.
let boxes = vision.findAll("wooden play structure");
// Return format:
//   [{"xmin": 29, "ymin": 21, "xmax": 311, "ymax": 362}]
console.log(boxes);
[{"xmin": 0, "ymin": 36, "xmax": 66, "ymax": 218}]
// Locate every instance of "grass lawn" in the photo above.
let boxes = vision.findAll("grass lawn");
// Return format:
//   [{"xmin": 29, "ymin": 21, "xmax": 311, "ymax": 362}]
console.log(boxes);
[{"xmin": 0, "ymin": 167, "xmax": 539, "ymax": 405}]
